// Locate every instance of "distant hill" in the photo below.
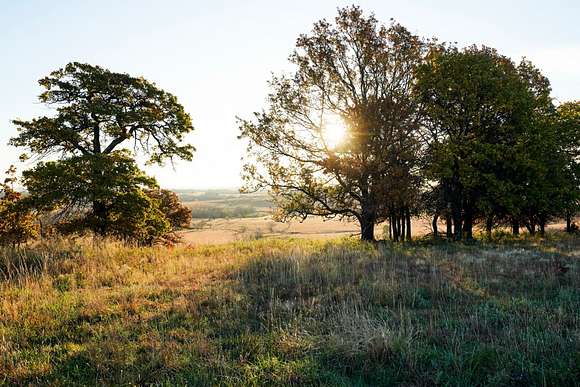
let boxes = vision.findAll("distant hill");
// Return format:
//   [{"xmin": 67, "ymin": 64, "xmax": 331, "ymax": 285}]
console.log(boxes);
[{"xmin": 175, "ymin": 189, "xmax": 272, "ymax": 219}]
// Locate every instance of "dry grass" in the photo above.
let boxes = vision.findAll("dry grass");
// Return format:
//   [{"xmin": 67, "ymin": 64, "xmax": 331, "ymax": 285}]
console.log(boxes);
[
  {"xmin": 178, "ymin": 216, "xmax": 572, "ymax": 246},
  {"xmin": 179, "ymin": 216, "xmax": 437, "ymax": 245},
  {"xmin": 0, "ymin": 233, "xmax": 579, "ymax": 385}
]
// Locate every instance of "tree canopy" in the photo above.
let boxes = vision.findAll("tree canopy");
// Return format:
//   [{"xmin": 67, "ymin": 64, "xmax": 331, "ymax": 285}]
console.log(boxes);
[
  {"xmin": 555, "ymin": 101, "xmax": 580, "ymax": 232},
  {"xmin": 241, "ymin": 7, "xmax": 579, "ymax": 241},
  {"xmin": 415, "ymin": 45, "xmax": 539, "ymax": 240},
  {"xmin": 11, "ymin": 62, "xmax": 194, "ymax": 163},
  {"xmin": 11, "ymin": 63, "xmax": 194, "ymax": 241},
  {"xmin": 145, "ymin": 188, "xmax": 192, "ymax": 229},
  {"xmin": 239, "ymin": 6, "xmax": 425, "ymax": 241}
]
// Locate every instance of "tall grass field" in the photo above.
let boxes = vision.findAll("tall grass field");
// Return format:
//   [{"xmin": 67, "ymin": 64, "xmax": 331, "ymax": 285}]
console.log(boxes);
[{"xmin": 1, "ymin": 233, "xmax": 579, "ymax": 385}]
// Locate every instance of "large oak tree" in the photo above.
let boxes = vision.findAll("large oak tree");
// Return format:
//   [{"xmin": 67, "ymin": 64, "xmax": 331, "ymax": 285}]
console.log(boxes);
[
  {"xmin": 239, "ymin": 6, "xmax": 425, "ymax": 241},
  {"xmin": 11, "ymin": 62, "xmax": 194, "ymax": 237}
]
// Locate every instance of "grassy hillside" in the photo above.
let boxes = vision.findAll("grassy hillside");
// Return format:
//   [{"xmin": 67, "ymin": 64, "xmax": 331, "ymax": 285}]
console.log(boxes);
[{"xmin": 1, "ymin": 234, "xmax": 579, "ymax": 385}]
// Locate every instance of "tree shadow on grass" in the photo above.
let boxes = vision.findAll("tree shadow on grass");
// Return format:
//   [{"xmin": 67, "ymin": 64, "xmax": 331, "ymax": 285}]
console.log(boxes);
[{"xmin": 10, "ymin": 237, "xmax": 580, "ymax": 386}]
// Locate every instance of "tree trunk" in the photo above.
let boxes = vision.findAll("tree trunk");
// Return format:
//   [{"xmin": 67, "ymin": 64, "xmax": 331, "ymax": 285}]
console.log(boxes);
[
  {"xmin": 566, "ymin": 210, "xmax": 572, "ymax": 233},
  {"xmin": 450, "ymin": 159, "xmax": 463, "ymax": 241},
  {"xmin": 405, "ymin": 207, "xmax": 412, "ymax": 241},
  {"xmin": 432, "ymin": 214, "xmax": 439, "ymax": 238},
  {"xmin": 485, "ymin": 216, "xmax": 493, "ymax": 238},
  {"xmin": 400, "ymin": 209, "xmax": 406, "ymax": 242},
  {"xmin": 388, "ymin": 217, "xmax": 393, "ymax": 240},
  {"xmin": 446, "ymin": 213, "xmax": 452, "ymax": 240},
  {"xmin": 91, "ymin": 149, "xmax": 106, "ymax": 235},
  {"xmin": 93, "ymin": 200, "xmax": 108, "ymax": 235},
  {"xmin": 512, "ymin": 219, "xmax": 520, "ymax": 235},
  {"xmin": 395, "ymin": 214, "xmax": 401, "ymax": 242},
  {"xmin": 463, "ymin": 204, "xmax": 474, "ymax": 241},
  {"xmin": 360, "ymin": 216, "xmax": 375, "ymax": 242},
  {"xmin": 539, "ymin": 214, "xmax": 546, "ymax": 236},
  {"xmin": 529, "ymin": 219, "xmax": 536, "ymax": 235}
]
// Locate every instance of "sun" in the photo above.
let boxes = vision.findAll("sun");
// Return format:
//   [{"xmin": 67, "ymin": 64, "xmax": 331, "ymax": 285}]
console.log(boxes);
[{"xmin": 321, "ymin": 114, "xmax": 348, "ymax": 149}]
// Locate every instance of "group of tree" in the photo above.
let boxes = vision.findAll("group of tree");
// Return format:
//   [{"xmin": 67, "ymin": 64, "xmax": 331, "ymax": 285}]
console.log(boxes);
[
  {"xmin": 2, "ymin": 7, "xmax": 577, "ymax": 246},
  {"xmin": 239, "ymin": 6, "xmax": 579, "ymax": 241},
  {"xmin": 1, "ymin": 63, "xmax": 192, "ymax": 246}
]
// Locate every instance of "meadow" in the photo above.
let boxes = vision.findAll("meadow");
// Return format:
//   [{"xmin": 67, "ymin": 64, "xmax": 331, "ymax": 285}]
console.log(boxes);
[
  {"xmin": 1, "ymin": 4, "xmax": 578, "ymax": 386},
  {"xmin": 175, "ymin": 189, "xmax": 436, "ymax": 244},
  {"xmin": 1, "ymin": 232, "xmax": 579, "ymax": 386}
]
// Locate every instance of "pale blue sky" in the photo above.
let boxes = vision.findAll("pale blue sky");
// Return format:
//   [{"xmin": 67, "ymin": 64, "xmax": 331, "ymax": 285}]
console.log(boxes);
[{"xmin": 1, "ymin": 0, "xmax": 578, "ymax": 188}]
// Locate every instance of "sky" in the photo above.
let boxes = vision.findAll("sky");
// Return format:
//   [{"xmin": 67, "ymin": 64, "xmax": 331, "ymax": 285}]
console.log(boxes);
[{"xmin": 1, "ymin": 0, "xmax": 578, "ymax": 189}]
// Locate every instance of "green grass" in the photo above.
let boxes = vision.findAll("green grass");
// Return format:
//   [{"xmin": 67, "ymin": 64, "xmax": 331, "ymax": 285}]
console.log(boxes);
[{"xmin": 1, "ymin": 234, "xmax": 579, "ymax": 386}]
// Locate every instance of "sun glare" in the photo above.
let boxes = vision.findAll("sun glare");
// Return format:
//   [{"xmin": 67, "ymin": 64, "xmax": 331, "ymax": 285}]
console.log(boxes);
[{"xmin": 321, "ymin": 114, "xmax": 348, "ymax": 149}]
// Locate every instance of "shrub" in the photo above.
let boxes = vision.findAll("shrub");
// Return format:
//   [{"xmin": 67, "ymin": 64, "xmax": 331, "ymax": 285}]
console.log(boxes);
[{"xmin": 0, "ymin": 165, "xmax": 38, "ymax": 247}]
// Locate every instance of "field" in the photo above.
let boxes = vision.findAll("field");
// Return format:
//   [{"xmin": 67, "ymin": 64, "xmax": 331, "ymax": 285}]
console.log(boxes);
[
  {"xmin": 1, "ymin": 233, "xmax": 579, "ymax": 385},
  {"xmin": 176, "ymin": 189, "xmax": 570, "ymax": 244},
  {"xmin": 178, "ymin": 189, "xmax": 362, "ymax": 244},
  {"xmin": 177, "ymin": 189, "xmax": 436, "ymax": 244}
]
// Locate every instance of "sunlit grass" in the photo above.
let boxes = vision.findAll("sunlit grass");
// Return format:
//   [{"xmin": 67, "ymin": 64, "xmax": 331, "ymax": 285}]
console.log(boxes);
[{"xmin": 1, "ymin": 234, "xmax": 579, "ymax": 385}]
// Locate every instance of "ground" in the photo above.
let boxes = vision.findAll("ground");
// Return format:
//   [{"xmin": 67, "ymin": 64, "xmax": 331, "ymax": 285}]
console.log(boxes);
[
  {"xmin": 177, "ymin": 189, "xmax": 571, "ymax": 244},
  {"xmin": 179, "ymin": 189, "xmax": 375, "ymax": 244},
  {"xmin": 181, "ymin": 217, "xmax": 368, "ymax": 244},
  {"xmin": 1, "ymin": 232, "xmax": 579, "ymax": 386},
  {"xmin": 180, "ymin": 217, "xmax": 570, "ymax": 245}
]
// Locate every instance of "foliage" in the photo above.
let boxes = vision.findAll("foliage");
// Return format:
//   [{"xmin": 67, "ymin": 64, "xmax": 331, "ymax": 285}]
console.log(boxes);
[
  {"xmin": 415, "ymin": 45, "xmax": 568, "ymax": 239},
  {"xmin": 145, "ymin": 188, "xmax": 192, "ymax": 229},
  {"xmin": 0, "ymin": 165, "xmax": 38, "ymax": 246},
  {"xmin": 22, "ymin": 151, "xmax": 170, "ymax": 244},
  {"xmin": 239, "ymin": 6, "xmax": 425, "ymax": 241},
  {"xmin": 11, "ymin": 62, "xmax": 194, "ymax": 163},
  {"xmin": 555, "ymin": 101, "xmax": 580, "ymax": 231},
  {"xmin": 10, "ymin": 62, "xmax": 194, "ymax": 239},
  {"xmin": 106, "ymin": 189, "xmax": 171, "ymax": 245}
]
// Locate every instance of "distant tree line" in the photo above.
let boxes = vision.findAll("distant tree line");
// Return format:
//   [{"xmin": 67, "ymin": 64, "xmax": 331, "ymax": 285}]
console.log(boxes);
[
  {"xmin": 239, "ymin": 6, "xmax": 579, "ymax": 241},
  {"xmin": 190, "ymin": 205, "xmax": 259, "ymax": 219}
]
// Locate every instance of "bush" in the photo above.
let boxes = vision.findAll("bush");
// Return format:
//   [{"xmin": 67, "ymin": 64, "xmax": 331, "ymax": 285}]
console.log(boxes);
[
  {"xmin": 0, "ymin": 165, "xmax": 38, "ymax": 247},
  {"xmin": 145, "ymin": 189, "xmax": 192, "ymax": 229}
]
